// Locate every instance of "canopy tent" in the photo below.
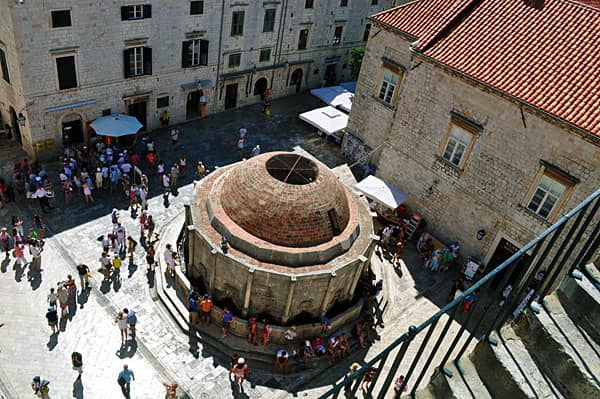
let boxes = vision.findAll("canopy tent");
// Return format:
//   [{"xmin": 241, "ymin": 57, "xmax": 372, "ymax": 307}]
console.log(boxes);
[
  {"xmin": 339, "ymin": 81, "xmax": 357, "ymax": 93},
  {"xmin": 310, "ymin": 86, "xmax": 354, "ymax": 113},
  {"xmin": 299, "ymin": 106, "xmax": 348, "ymax": 136},
  {"xmin": 90, "ymin": 114, "xmax": 143, "ymax": 137},
  {"xmin": 355, "ymin": 175, "xmax": 409, "ymax": 209}
]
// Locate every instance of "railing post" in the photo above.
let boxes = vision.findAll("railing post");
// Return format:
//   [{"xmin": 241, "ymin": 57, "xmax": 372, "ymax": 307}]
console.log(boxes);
[
  {"xmin": 410, "ymin": 305, "xmax": 460, "ymax": 396},
  {"xmin": 394, "ymin": 321, "xmax": 438, "ymax": 397},
  {"xmin": 364, "ymin": 352, "xmax": 389, "ymax": 398},
  {"xmin": 376, "ymin": 326, "xmax": 417, "ymax": 399},
  {"xmin": 438, "ymin": 299, "xmax": 479, "ymax": 375},
  {"xmin": 539, "ymin": 200, "xmax": 595, "ymax": 299},
  {"xmin": 570, "ymin": 221, "xmax": 600, "ymax": 275}
]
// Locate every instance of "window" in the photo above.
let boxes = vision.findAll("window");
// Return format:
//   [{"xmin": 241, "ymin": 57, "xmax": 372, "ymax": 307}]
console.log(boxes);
[
  {"xmin": 0, "ymin": 48, "xmax": 9, "ymax": 83},
  {"xmin": 363, "ymin": 23, "xmax": 371, "ymax": 42},
  {"xmin": 121, "ymin": 4, "xmax": 152, "ymax": 20},
  {"xmin": 231, "ymin": 11, "xmax": 245, "ymax": 36},
  {"xmin": 263, "ymin": 9, "xmax": 276, "ymax": 33},
  {"xmin": 124, "ymin": 46, "xmax": 152, "ymax": 78},
  {"xmin": 298, "ymin": 29, "xmax": 309, "ymax": 50},
  {"xmin": 156, "ymin": 96, "xmax": 169, "ymax": 108},
  {"xmin": 56, "ymin": 55, "xmax": 77, "ymax": 90},
  {"xmin": 228, "ymin": 53, "xmax": 241, "ymax": 67},
  {"xmin": 527, "ymin": 175, "xmax": 567, "ymax": 219},
  {"xmin": 340, "ymin": 0, "xmax": 348, "ymax": 6},
  {"xmin": 441, "ymin": 124, "xmax": 473, "ymax": 167},
  {"xmin": 190, "ymin": 1, "xmax": 204, "ymax": 15},
  {"xmin": 259, "ymin": 49, "xmax": 271, "ymax": 62},
  {"xmin": 305, "ymin": 0, "xmax": 314, "ymax": 8},
  {"xmin": 371, "ymin": 0, "xmax": 378, "ymax": 4},
  {"xmin": 333, "ymin": 26, "xmax": 343, "ymax": 45},
  {"xmin": 378, "ymin": 69, "xmax": 398, "ymax": 104},
  {"xmin": 182, "ymin": 39, "xmax": 209, "ymax": 67},
  {"xmin": 102, "ymin": 108, "xmax": 112, "ymax": 116},
  {"xmin": 51, "ymin": 10, "xmax": 71, "ymax": 28}
]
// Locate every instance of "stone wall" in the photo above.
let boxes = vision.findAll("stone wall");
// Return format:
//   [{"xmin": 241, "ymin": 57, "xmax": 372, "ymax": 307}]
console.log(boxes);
[
  {"xmin": 189, "ymin": 226, "xmax": 366, "ymax": 324},
  {"xmin": 348, "ymin": 25, "xmax": 600, "ymax": 270}
]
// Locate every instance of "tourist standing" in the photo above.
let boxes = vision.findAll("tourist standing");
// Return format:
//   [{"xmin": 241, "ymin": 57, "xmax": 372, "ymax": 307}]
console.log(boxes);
[
  {"xmin": 221, "ymin": 307, "xmax": 233, "ymax": 338},
  {"xmin": 170, "ymin": 128, "xmax": 179, "ymax": 150},
  {"xmin": 146, "ymin": 243, "xmax": 156, "ymax": 271},
  {"xmin": 76, "ymin": 263, "xmax": 90, "ymax": 290},
  {"xmin": 163, "ymin": 244, "xmax": 177, "ymax": 278},
  {"xmin": 232, "ymin": 358, "xmax": 249, "ymax": 390},
  {"xmin": 71, "ymin": 351, "xmax": 83, "ymax": 379},
  {"xmin": 45, "ymin": 306, "xmax": 59, "ymax": 334},
  {"xmin": 117, "ymin": 364, "xmax": 135, "ymax": 397},
  {"xmin": 200, "ymin": 294, "xmax": 212, "ymax": 325},
  {"xmin": 115, "ymin": 311, "xmax": 128, "ymax": 344}
]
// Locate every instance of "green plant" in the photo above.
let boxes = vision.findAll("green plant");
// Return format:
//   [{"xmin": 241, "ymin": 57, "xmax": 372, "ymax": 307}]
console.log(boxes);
[{"xmin": 348, "ymin": 47, "xmax": 365, "ymax": 80}]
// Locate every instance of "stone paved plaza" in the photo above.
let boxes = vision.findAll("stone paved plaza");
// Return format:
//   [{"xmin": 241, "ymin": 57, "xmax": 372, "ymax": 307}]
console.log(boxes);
[{"xmin": 0, "ymin": 94, "xmax": 458, "ymax": 398}]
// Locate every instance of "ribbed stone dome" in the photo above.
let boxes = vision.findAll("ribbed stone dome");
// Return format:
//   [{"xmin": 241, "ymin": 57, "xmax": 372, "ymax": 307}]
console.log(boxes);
[{"xmin": 218, "ymin": 152, "xmax": 350, "ymax": 247}]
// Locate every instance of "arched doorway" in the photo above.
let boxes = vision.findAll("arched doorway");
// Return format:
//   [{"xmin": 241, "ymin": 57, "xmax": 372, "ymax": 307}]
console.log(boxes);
[
  {"xmin": 253, "ymin": 77, "xmax": 268, "ymax": 96},
  {"xmin": 61, "ymin": 113, "xmax": 84, "ymax": 146},
  {"xmin": 290, "ymin": 68, "xmax": 303, "ymax": 93},
  {"xmin": 9, "ymin": 107, "xmax": 22, "ymax": 144}
]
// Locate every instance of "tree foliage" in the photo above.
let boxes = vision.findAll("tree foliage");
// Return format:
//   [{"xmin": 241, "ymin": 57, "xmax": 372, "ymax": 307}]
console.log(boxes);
[{"xmin": 348, "ymin": 47, "xmax": 365, "ymax": 80}]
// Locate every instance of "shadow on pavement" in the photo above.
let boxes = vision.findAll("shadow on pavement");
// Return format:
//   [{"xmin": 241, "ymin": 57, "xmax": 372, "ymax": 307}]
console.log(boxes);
[
  {"xmin": 72, "ymin": 378, "xmax": 84, "ymax": 399},
  {"xmin": 116, "ymin": 339, "xmax": 138, "ymax": 359}
]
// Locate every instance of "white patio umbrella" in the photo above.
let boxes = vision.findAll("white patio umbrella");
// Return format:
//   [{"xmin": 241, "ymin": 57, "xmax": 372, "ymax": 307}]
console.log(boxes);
[{"xmin": 90, "ymin": 114, "xmax": 143, "ymax": 137}]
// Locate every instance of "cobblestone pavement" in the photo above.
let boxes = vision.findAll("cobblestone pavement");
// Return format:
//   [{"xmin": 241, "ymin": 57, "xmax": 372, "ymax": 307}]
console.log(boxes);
[{"xmin": 0, "ymin": 93, "xmax": 458, "ymax": 398}]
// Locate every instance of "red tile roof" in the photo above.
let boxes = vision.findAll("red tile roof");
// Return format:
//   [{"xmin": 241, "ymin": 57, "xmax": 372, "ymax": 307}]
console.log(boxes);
[{"xmin": 371, "ymin": 0, "xmax": 600, "ymax": 137}]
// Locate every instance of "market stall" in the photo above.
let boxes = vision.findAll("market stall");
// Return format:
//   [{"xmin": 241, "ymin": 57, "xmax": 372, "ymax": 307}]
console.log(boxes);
[
  {"xmin": 299, "ymin": 106, "xmax": 348, "ymax": 144},
  {"xmin": 310, "ymin": 86, "xmax": 354, "ymax": 113},
  {"xmin": 355, "ymin": 175, "xmax": 409, "ymax": 223}
]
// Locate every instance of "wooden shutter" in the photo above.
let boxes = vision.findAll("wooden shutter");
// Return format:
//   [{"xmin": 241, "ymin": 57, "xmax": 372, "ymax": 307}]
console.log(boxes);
[
  {"xmin": 56, "ymin": 56, "xmax": 77, "ymax": 90},
  {"xmin": 143, "ymin": 4, "xmax": 152, "ymax": 18},
  {"xmin": 181, "ymin": 41, "xmax": 192, "ymax": 68},
  {"xmin": 143, "ymin": 47, "xmax": 152, "ymax": 75},
  {"xmin": 123, "ymin": 48, "xmax": 132, "ymax": 78},
  {"xmin": 200, "ymin": 40, "xmax": 209, "ymax": 65},
  {"xmin": 121, "ymin": 6, "xmax": 130, "ymax": 21}
]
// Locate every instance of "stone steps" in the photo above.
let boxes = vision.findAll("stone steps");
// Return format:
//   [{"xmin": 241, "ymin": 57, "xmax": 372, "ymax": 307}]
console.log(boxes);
[
  {"xmin": 513, "ymin": 294, "xmax": 600, "ymax": 398},
  {"xmin": 430, "ymin": 357, "xmax": 492, "ymax": 399},
  {"xmin": 472, "ymin": 325, "xmax": 565, "ymax": 399},
  {"xmin": 557, "ymin": 269, "xmax": 600, "ymax": 344}
]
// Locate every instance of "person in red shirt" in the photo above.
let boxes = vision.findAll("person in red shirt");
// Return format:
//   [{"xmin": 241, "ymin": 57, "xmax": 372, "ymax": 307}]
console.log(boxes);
[
  {"xmin": 131, "ymin": 153, "xmax": 139, "ymax": 166},
  {"xmin": 248, "ymin": 317, "xmax": 257, "ymax": 345},
  {"xmin": 146, "ymin": 152, "xmax": 157, "ymax": 175}
]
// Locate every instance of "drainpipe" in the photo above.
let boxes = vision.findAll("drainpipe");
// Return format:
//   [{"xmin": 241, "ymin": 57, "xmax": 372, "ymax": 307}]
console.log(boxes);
[
  {"xmin": 272, "ymin": 0, "xmax": 289, "ymax": 90},
  {"xmin": 213, "ymin": 0, "xmax": 226, "ymax": 113}
]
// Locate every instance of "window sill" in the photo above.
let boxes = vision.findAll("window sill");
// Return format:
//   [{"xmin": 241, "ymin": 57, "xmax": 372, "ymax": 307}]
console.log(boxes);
[
  {"xmin": 436, "ymin": 156, "xmax": 464, "ymax": 171},
  {"xmin": 371, "ymin": 95, "xmax": 395, "ymax": 110},
  {"xmin": 517, "ymin": 204, "xmax": 553, "ymax": 226}
]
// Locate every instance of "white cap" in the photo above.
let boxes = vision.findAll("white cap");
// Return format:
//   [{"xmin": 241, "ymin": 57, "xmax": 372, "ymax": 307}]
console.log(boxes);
[{"xmin": 237, "ymin": 357, "xmax": 245, "ymax": 364}]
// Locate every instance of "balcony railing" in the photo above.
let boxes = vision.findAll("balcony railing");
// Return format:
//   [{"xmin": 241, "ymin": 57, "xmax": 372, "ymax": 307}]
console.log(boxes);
[{"xmin": 319, "ymin": 188, "xmax": 600, "ymax": 399}]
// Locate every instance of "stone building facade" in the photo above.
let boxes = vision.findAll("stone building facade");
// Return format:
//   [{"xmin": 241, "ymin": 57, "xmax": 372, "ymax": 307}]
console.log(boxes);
[
  {"xmin": 346, "ymin": 0, "xmax": 600, "ymax": 275},
  {"xmin": 0, "ymin": 0, "xmax": 392, "ymax": 158}
]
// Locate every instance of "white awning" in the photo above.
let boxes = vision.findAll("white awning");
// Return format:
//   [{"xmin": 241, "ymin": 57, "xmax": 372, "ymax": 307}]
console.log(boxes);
[
  {"xmin": 299, "ymin": 106, "xmax": 348, "ymax": 135},
  {"xmin": 310, "ymin": 86, "xmax": 354, "ymax": 113},
  {"xmin": 355, "ymin": 175, "xmax": 408, "ymax": 209}
]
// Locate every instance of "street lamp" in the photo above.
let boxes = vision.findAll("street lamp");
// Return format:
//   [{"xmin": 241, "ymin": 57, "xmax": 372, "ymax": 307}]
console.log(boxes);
[{"xmin": 17, "ymin": 112, "xmax": 26, "ymax": 126}]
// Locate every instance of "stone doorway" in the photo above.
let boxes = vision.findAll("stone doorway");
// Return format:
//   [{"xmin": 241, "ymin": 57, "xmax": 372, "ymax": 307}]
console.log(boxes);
[{"xmin": 225, "ymin": 83, "xmax": 238, "ymax": 109}]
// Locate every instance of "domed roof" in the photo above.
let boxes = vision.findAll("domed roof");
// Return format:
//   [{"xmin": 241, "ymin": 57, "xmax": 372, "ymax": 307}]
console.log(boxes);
[{"xmin": 218, "ymin": 152, "xmax": 350, "ymax": 247}]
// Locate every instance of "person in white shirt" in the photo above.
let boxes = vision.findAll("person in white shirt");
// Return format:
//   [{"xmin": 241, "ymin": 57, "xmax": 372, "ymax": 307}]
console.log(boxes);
[
  {"xmin": 116, "ymin": 223, "xmax": 126, "ymax": 251},
  {"xmin": 163, "ymin": 244, "xmax": 177, "ymax": 277},
  {"xmin": 162, "ymin": 173, "xmax": 170, "ymax": 198}
]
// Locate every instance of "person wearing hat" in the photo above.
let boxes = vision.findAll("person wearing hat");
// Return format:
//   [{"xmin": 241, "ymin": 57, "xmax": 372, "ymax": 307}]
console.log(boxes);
[
  {"xmin": 95, "ymin": 167, "xmax": 103, "ymax": 190},
  {"xmin": 232, "ymin": 357, "xmax": 249, "ymax": 388}
]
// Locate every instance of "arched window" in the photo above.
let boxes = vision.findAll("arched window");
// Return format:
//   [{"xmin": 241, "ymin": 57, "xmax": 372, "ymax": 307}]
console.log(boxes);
[{"xmin": 253, "ymin": 77, "xmax": 268, "ymax": 96}]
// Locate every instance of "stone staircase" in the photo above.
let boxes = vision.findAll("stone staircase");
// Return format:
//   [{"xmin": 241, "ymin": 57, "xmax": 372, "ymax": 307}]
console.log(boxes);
[{"xmin": 424, "ymin": 270, "xmax": 600, "ymax": 399}]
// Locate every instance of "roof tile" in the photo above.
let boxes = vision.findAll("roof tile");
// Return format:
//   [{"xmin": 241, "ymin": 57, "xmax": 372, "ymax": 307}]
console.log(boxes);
[{"xmin": 371, "ymin": 0, "xmax": 600, "ymax": 136}]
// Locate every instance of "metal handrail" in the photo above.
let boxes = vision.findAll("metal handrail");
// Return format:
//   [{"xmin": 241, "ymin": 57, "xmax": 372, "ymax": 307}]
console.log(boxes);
[{"xmin": 319, "ymin": 187, "xmax": 600, "ymax": 398}]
